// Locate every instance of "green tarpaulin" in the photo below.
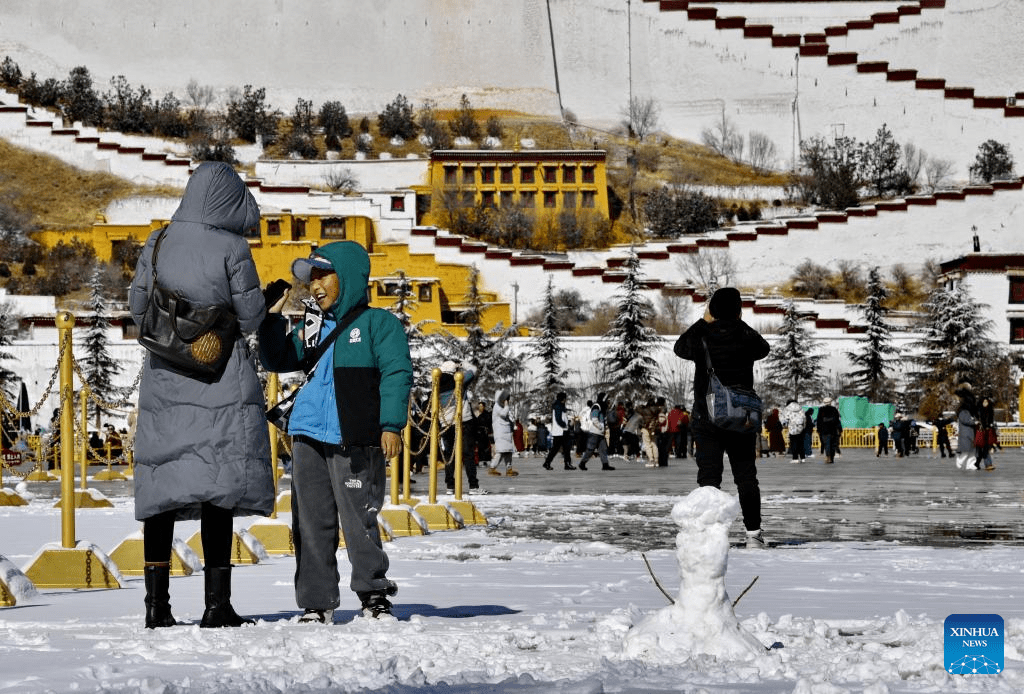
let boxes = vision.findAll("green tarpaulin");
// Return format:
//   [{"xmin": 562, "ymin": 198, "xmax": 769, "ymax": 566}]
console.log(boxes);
[{"xmin": 837, "ymin": 396, "xmax": 894, "ymax": 429}]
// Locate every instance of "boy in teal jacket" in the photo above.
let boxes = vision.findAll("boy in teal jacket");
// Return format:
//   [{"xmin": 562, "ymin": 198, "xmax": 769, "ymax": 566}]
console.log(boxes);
[{"xmin": 259, "ymin": 241, "xmax": 412, "ymax": 620}]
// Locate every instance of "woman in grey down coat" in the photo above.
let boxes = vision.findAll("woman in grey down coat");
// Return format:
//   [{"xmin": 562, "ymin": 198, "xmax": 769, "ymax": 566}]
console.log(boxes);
[{"xmin": 128, "ymin": 161, "xmax": 274, "ymax": 629}]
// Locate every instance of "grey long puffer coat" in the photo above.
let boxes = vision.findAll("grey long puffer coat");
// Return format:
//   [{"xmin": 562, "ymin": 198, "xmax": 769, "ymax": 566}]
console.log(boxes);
[{"xmin": 128, "ymin": 161, "xmax": 274, "ymax": 521}]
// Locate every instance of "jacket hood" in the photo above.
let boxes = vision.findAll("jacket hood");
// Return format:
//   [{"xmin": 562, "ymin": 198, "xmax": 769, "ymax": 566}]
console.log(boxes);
[
  {"xmin": 171, "ymin": 161, "xmax": 260, "ymax": 234},
  {"xmin": 495, "ymin": 389, "xmax": 510, "ymax": 406},
  {"xmin": 313, "ymin": 241, "xmax": 371, "ymax": 318},
  {"xmin": 706, "ymin": 318, "xmax": 748, "ymax": 340}
]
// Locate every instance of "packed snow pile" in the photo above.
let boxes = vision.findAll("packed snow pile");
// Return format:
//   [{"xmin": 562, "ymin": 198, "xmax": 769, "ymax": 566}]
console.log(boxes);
[
  {"xmin": 623, "ymin": 486, "xmax": 768, "ymax": 661},
  {"xmin": 0, "ymin": 554, "xmax": 38, "ymax": 603}
]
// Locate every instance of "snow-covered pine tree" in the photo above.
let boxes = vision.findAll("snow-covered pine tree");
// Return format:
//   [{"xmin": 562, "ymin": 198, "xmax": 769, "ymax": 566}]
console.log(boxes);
[
  {"xmin": 910, "ymin": 282, "xmax": 1000, "ymax": 409},
  {"xmin": 79, "ymin": 266, "xmax": 123, "ymax": 428},
  {"xmin": 427, "ymin": 265, "xmax": 521, "ymax": 403},
  {"xmin": 0, "ymin": 300, "xmax": 19, "ymax": 445},
  {"xmin": 846, "ymin": 266, "xmax": 898, "ymax": 402},
  {"xmin": 0, "ymin": 300, "xmax": 18, "ymax": 401},
  {"xmin": 527, "ymin": 275, "xmax": 569, "ymax": 410},
  {"xmin": 385, "ymin": 270, "xmax": 434, "ymax": 390},
  {"xmin": 762, "ymin": 301, "xmax": 827, "ymax": 402},
  {"xmin": 598, "ymin": 248, "xmax": 663, "ymax": 402}
]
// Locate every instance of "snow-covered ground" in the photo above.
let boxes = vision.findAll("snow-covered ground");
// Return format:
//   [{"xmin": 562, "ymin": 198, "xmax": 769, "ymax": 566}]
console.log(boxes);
[{"xmin": 1, "ymin": 480, "xmax": 1021, "ymax": 693}]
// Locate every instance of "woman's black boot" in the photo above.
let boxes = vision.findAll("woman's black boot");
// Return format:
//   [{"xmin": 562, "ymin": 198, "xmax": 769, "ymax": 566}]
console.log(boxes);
[
  {"xmin": 143, "ymin": 563, "xmax": 177, "ymax": 628},
  {"xmin": 199, "ymin": 566, "xmax": 254, "ymax": 628}
]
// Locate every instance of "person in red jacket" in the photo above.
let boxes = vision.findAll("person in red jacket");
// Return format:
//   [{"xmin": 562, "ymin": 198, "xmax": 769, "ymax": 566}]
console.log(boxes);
[{"xmin": 666, "ymin": 404, "xmax": 688, "ymax": 459}]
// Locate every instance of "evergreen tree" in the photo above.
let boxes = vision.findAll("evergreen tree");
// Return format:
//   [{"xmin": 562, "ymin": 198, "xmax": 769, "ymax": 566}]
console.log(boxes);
[
  {"xmin": 846, "ymin": 266, "xmax": 898, "ymax": 402},
  {"xmin": 527, "ymin": 276, "xmax": 569, "ymax": 408},
  {"xmin": 385, "ymin": 271, "xmax": 433, "ymax": 390},
  {"xmin": 969, "ymin": 139, "xmax": 1015, "ymax": 183},
  {"xmin": 0, "ymin": 300, "xmax": 17, "ymax": 447},
  {"xmin": 449, "ymin": 93, "xmax": 481, "ymax": 141},
  {"xmin": 78, "ymin": 266, "xmax": 123, "ymax": 428},
  {"xmin": 377, "ymin": 93, "xmax": 418, "ymax": 140},
  {"xmin": 910, "ymin": 282, "xmax": 999, "ymax": 411},
  {"xmin": 59, "ymin": 65, "xmax": 103, "ymax": 126},
  {"xmin": 861, "ymin": 123, "xmax": 912, "ymax": 198},
  {"xmin": 763, "ymin": 301, "xmax": 827, "ymax": 401},
  {"xmin": 428, "ymin": 265, "xmax": 521, "ymax": 403},
  {"xmin": 0, "ymin": 300, "xmax": 18, "ymax": 402},
  {"xmin": 598, "ymin": 248, "xmax": 663, "ymax": 401}
]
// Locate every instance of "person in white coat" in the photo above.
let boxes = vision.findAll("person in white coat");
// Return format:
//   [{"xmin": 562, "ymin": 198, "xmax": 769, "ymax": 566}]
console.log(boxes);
[{"xmin": 490, "ymin": 389, "xmax": 518, "ymax": 476}]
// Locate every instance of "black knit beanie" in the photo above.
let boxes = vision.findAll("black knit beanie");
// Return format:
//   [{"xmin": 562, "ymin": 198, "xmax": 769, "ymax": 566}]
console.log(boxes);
[{"xmin": 708, "ymin": 287, "xmax": 742, "ymax": 319}]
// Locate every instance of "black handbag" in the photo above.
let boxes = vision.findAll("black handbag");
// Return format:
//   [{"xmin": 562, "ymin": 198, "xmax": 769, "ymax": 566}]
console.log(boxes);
[
  {"xmin": 137, "ymin": 227, "xmax": 240, "ymax": 380},
  {"xmin": 266, "ymin": 304, "xmax": 369, "ymax": 431},
  {"xmin": 701, "ymin": 338, "xmax": 763, "ymax": 433}
]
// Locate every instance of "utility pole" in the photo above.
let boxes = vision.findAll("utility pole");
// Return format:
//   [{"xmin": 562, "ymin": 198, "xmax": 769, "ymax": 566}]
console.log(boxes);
[{"xmin": 512, "ymin": 281, "xmax": 519, "ymax": 325}]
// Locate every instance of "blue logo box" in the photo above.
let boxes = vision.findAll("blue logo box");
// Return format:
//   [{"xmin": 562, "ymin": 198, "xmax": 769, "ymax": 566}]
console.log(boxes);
[{"xmin": 944, "ymin": 614, "xmax": 1003, "ymax": 675}]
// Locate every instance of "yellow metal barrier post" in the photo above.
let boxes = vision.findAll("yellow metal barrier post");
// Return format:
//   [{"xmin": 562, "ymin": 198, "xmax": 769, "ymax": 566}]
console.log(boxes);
[
  {"xmin": 446, "ymin": 371, "xmax": 486, "ymax": 525},
  {"xmin": 93, "ymin": 433, "xmax": 126, "ymax": 482},
  {"xmin": 24, "ymin": 312, "xmax": 121, "ymax": 589},
  {"xmin": 54, "ymin": 385, "xmax": 112, "ymax": 508},
  {"xmin": 414, "ymin": 367, "xmax": 461, "ymax": 530},
  {"xmin": 272, "ymin": 377, "xmax": 292, "ymax": 516},
  {"xmin": 379, "ymin": 417, "xmax": 428, "ymax": 537},
  {"xmin": 248, "ymin": 372, "xmax": 295, "ymax": 555}
]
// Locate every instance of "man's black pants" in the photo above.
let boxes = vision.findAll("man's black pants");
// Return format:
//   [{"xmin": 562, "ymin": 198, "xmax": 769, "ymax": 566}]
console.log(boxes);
[{"xmin": 692, "ymin": 423, "xmax": 761, "ymax": 532}]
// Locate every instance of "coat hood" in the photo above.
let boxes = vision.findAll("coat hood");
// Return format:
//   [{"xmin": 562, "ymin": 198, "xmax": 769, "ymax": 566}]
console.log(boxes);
[
  {"xmin": 495, "ymin": 389, "xmax": 510, "ymax": 406},
  {"xmin": 311, "ymin": 240, "xmax": 371, "ymax": 318},
  {"xmin": 171, "ymin": 161, "xmax": 260, "ymax": 235}
]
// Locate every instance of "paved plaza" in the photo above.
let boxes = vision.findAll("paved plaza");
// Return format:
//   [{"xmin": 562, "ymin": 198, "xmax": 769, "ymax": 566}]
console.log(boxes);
[{"xmin": 5, "ymin": 445, "xmax": 1023, "ymax": 549}]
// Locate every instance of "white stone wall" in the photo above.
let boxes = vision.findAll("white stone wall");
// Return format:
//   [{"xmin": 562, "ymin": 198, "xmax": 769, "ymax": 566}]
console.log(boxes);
[{"xmin": 1, "ymin": 1, "xmax": 1021, "ymax": 178}]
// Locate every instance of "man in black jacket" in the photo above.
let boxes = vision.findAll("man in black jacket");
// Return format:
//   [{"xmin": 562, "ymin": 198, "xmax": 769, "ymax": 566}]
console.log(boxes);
[{"xmin": 674, "ymin": 287, "xmax": 771, "ymax": 549}]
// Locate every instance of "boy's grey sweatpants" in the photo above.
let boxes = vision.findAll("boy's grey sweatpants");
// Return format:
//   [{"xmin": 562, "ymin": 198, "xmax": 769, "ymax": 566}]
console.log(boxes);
[{"xmin": 291, "ymin": 436, "xmax": 390, "ymax": 610}]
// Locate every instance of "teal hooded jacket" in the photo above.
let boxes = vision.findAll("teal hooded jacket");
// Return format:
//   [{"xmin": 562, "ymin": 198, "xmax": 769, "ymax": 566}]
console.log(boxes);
[{"xmin": 258, "ymin": 241, "xmax": 413, "ymax": 446}]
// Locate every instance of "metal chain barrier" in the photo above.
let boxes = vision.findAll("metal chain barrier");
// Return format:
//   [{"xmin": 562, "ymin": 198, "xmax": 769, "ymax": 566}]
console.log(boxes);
[
  {"xmin": 434, "ymin": 404, "xmax": 457, "ymax": 466},
  {"xmin": 0, "ymin": 452, "xmax": 30, "ymax": 480},
  {"xmin": 70, "ymin": 356, "xmax": 144, "ymax": 411},
  {"xmin": 0, "ymin": 333, "xmax": 70, "ymax": 419},
  {"xmin": 70, "ymin": 406, "xmax": 125, "ymax": 467}
]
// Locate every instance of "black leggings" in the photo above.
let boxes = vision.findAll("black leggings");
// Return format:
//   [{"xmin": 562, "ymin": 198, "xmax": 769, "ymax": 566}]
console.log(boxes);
[{"xmin": 143, "ymin": 502, "xmax": 234, "ymax": 567}]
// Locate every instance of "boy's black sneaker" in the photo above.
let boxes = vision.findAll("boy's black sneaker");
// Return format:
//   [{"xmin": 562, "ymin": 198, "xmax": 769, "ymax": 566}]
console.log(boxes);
[
  {"xmin": 360, "ymin": 593, "xmax": 394, "ymax": 619},
  {"xmin": 298, "ymin": 608, "xmax": 334, "ymax": 624}
]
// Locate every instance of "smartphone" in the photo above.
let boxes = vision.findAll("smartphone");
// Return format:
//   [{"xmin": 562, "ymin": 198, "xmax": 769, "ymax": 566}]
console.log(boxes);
[{"xmin": 264, "ymin": 279, "xmax": 292, "ymax": 308}]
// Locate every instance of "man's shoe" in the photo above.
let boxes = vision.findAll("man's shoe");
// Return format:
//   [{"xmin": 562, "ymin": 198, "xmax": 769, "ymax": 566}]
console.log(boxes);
[
  {"xmin": 360, "ymin": 593, "xmax": 394, "ymax": 619},
  {"xmin": 542, "ymin": 463, "xmax": 553, "ymax": 470},
  {"xmin": 298, "ymin": 608, "xmax": 334, "ymax": 624},
  {"xmin": 487, "ymin": 468, "xmax": 502, "ymax": 476},
  {"xmin": 745, "ymin": 530, "xmax": 767, "ymax": 549},
  {"xmin": 602, "ymin": 464, "xmax": 616, "ymax": 471},
  {"xmin": 505, "ymin": 467, "xmax": 519, "ymax": 477},
  {"xmin": 564, "ymin": 464, "xmax": 576, "ymax": 470},
  {"xmin": 578, "ymin": 462, "xmax": 587, "ymax": 471}
]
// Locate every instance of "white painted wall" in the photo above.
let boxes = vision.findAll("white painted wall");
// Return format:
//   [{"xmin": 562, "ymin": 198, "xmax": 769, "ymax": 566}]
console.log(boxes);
[{"xmin": 1, "ymin": 0, "xmax": 1021, "ymax": 179}]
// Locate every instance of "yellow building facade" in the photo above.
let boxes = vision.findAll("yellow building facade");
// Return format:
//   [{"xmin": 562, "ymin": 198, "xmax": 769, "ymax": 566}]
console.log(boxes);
[
  {"xmin": 418, "ymin": 149, "xmax": 611, "ymax": 229},
  {"xmin": 31, "ymin": 214, "xmax": 510, "ymax": 337}
]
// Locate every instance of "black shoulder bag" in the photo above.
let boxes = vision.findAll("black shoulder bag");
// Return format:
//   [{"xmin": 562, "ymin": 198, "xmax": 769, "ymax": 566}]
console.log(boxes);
[
  {"xmin": 701, "ymin": 338, "xmax": 763, "ymax": 433},
  {"xmin": 137, "ymin": 227, "xmax": 240, "ymax": 380},
  {"xmin": 266, "ymin": 304, "xmax": 369, "ymax": 431}
]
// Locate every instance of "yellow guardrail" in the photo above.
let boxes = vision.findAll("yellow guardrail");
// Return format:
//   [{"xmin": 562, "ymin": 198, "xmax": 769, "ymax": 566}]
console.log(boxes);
[{"xmin": 778, "ymin": 426, "xmax": 1024, "ymax": 449}]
